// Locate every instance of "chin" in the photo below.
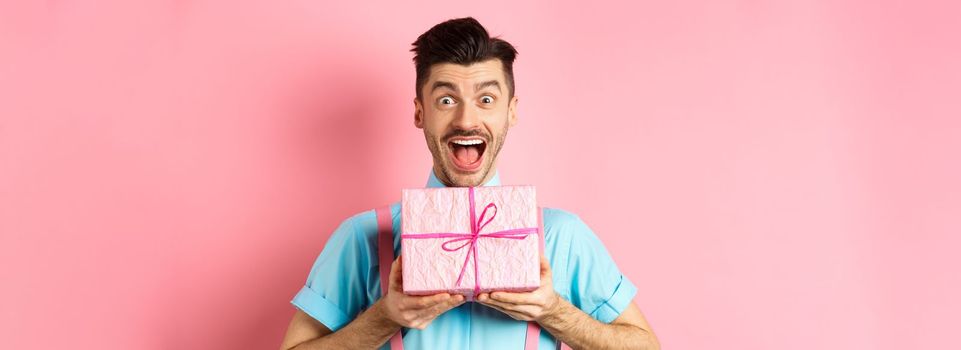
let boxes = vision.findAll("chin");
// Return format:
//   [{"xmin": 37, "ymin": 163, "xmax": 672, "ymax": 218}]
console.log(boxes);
[{"xmin": 443, "ymin": 164, "xmax": 490, "ymax": 187}]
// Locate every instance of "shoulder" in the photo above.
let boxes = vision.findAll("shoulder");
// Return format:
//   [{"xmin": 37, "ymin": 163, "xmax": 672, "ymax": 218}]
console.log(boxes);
[
  {"xmin": 331, "ymin": 202, "xmax": 401, "ymax": 242},
  {"xmin": 543, "ymin": 207, "xmax": 593, "ymax": 235},
  {"xmin": 542, "ymin": 207, "xmax": 610, "ymax": 253},
  {"xmin": 340, "ymin": 209, "xmax": 376, "ymax": 235}
]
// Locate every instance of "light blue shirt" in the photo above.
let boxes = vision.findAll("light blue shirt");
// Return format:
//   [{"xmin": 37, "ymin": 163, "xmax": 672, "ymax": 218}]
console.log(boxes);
[{"xmin": 291, "ymin": 170, "xmax": 637, "ymax": 349}]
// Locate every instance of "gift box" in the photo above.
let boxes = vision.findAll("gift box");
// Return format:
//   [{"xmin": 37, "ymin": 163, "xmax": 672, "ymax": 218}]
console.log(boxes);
[{"xmin": 401, "ymin": 185, "xmax": 541, "ymax": 298}]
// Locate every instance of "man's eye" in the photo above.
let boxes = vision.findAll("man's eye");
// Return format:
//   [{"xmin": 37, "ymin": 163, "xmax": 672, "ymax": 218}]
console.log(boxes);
[
  {"xmin": 480, "ymin": 96, "xmax": 494, "ymax": 104},
  {"xmin": 439, "ymin": 97, "xmax": 455, "ymax": 105}
]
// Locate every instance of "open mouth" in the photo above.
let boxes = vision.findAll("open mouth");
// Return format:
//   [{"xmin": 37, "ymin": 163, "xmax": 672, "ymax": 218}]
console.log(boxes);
[{"xmin": 447, "ymin": 137, "xmax": 487, "ymax": 172}]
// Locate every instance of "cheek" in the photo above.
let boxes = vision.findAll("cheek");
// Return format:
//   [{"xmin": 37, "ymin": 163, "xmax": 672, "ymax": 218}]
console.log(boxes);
[
  {"xmin": 424, "ymin": 122, "xmax": 447, "ymax": 144},
  {"xmin": 428, "ymin": 112, "xmax": 458, "ymax": 134},
  {"xmin": 488, "ymin": 113, "xmax": 511, "ymax": 134}
]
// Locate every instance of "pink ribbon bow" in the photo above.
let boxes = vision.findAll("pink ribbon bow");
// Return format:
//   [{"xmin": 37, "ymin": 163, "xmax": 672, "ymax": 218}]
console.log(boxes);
[{"xmin": 401, "ymin": 186, "xmax": 539, "ymax": 298}]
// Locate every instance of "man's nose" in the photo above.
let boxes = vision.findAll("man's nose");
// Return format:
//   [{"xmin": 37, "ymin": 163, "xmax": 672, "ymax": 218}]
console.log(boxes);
[{"xmin": 452, "ymin": 104, "xmax": 482, "ymax": 130}]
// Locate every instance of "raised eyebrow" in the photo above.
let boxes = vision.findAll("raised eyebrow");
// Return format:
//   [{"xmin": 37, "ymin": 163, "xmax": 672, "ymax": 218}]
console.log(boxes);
[
  {"xmin": 431, "ymin": 81, "xmax": 458, "ymax": 94},
  {"xmin": 474, "ymin": 80, "xmax": 501, "ymax": 94}
]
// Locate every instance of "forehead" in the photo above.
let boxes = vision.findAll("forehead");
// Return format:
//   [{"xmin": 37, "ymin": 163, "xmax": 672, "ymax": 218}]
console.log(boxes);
[{"xmin": 425, "ymin": 59, "xmax": 506, "ymax": 92}]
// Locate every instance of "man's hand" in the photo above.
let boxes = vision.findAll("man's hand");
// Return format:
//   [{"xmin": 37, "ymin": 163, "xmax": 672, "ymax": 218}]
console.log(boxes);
[
  {"xmin": 376, "ymin": 255, "xmax": 466, "ymax": 329},
  {"xmin": 476, "ymin": 256, "xmax": 561, "ymax": 322},
  {"xmin": 476, "ymin": 255, "xmax": 660, "ymax": 349}
]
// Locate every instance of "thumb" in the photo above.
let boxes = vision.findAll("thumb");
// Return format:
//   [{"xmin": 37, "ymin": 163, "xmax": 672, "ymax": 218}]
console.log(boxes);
[
  {"xmin": 540, "ymin": 255, "xmax": 552, "ymax": 278},
  {"xmin": 390, "ymin": 255, "xmax": 404, "ymax": 292}
]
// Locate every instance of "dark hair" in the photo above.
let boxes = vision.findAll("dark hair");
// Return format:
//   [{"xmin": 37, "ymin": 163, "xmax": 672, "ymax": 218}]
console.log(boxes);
[{"xmin": 411, "ymin": 17, "xmax": 518, "ymax": 100}]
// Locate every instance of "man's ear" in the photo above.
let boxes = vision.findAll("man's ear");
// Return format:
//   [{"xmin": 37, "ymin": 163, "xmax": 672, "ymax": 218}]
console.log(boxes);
[
  {"xmin": 413, "ymin": 97, "xmax": 424, "ymax": 129},
  {"xmin": 508, "ymin": 95, "xmax": 519, "ymax": 127}
]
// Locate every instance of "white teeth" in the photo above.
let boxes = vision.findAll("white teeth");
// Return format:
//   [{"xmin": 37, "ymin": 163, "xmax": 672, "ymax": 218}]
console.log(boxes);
[{"xmin": 451, "ymin": 139, "xmax": 484, "ymax": 146}]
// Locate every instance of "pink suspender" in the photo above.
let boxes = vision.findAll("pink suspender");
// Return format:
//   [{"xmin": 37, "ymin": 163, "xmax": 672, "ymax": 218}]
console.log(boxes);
[
  {"xmin": 376, "ymin": 206, "xmax": 405, "ymax": 350},
  {"xmin": 375, "ymin": 205, "xmax": 554, "ymax": 350},
  {"xmin": 527, "ymin": 205, "xmax": 545, "ymax": 350}
]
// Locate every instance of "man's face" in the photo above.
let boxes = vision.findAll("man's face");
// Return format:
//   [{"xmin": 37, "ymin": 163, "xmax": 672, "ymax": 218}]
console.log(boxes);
[{"xmin": 414, "ymin": 59, "xmax": 518, "ymax": 187}]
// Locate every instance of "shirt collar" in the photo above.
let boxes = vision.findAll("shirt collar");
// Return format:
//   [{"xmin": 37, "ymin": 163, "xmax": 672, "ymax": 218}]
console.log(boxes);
[{"xmin": 426, "ymin": 169, "xmax": 501, "ymax": 188}]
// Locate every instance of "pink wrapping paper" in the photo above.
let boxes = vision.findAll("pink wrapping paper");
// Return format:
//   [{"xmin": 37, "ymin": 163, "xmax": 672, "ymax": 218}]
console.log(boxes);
[{"xmin": 401, "ymin": 186, "xmax": 540, "ymax": 297}]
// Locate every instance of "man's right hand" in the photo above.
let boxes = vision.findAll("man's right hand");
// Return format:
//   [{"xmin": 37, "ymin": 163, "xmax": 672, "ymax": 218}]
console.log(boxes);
[{"xmin": 374, "ymin": 255, "xmax": 466, "ymax": 330}]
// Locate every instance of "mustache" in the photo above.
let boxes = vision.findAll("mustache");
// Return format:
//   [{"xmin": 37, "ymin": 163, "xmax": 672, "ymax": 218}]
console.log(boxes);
[{"xmin": 444, "ymin": 129, "xmax": 490, "ymax": 142}]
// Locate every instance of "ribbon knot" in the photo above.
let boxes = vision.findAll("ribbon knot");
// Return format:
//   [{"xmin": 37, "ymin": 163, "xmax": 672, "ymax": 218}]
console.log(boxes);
[{"xmin": 401, "ymin": 186, "xmax": 539, "ymax": 298}]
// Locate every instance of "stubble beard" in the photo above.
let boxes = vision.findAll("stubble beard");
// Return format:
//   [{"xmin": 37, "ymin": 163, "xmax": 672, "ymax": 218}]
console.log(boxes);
[{"xmin": 424, "ymin": 128, "xmax": 507, "ymax": 187}]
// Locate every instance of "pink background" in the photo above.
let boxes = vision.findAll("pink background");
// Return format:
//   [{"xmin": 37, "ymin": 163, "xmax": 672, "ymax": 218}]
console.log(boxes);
[{"xmin": 2, "ymin": 1, "xmax": 959, "ymax": 349}]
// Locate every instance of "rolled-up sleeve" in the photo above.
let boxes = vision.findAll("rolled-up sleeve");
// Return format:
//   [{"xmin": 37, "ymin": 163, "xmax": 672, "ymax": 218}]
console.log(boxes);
[
  {"xmin": 291, "ymin": 285, "xmax": 351, "ymax": 330},
  {"xmin": 555, "ymin": 210, "xmax": 638, "ymax": 323},
  {"xmin": 291, "ymin": 214, "xmax": 375, "ymax": 331}
]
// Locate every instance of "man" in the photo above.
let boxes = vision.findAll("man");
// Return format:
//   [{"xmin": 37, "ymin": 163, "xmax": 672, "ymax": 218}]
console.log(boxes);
[{"xmin": 280, "ymin": 17, "xmax": 659, "ymax": 350}]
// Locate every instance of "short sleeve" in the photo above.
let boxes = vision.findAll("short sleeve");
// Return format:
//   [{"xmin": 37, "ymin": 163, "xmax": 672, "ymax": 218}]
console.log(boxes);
[
  {"xmin": 551, "ymin": 209, "xmax": 638, "ymax": 324},
  {"xmin": 291, "ymin": 213, "xmax": 376, "ymax": 331}
]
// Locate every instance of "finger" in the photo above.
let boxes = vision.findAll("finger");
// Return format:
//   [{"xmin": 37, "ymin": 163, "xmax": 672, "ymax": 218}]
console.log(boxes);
[
  {"xmin": 425, "ymin": 293, "xmax": 465, "ymax": 316},
  {"xmin": 389, "ymin": 255, "xmax": 404, "ymax": 292},
  {"xmin": 448, "ymin": 293, "xmax": 466, "ymax": 306},
  {"xmin": 490, "ymin": 291, "xmax": 534, "ymax": 305},
  {"xmin": 480, "ymin": 299, "xmax": 528, "ymax": 321},
  {"xmin": 410, "ymin": 295, "xmax": 464, "ymax": 328},
  {"xmin": 540, "ymin": 255, "xmax": 552, "ymax": 278},
  {"xmin": 407, "ymin": 293, "xmax": 452, "ymax": 309},
  {"xmin": 478, "ymin": 295, "xmax": 518, "ymax": 312}
]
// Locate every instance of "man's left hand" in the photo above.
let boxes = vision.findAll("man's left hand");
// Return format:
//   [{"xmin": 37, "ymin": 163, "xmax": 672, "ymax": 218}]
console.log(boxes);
[{"xmin": 476, "ymin": 255, "xmax": 561, "ymax": 322}]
